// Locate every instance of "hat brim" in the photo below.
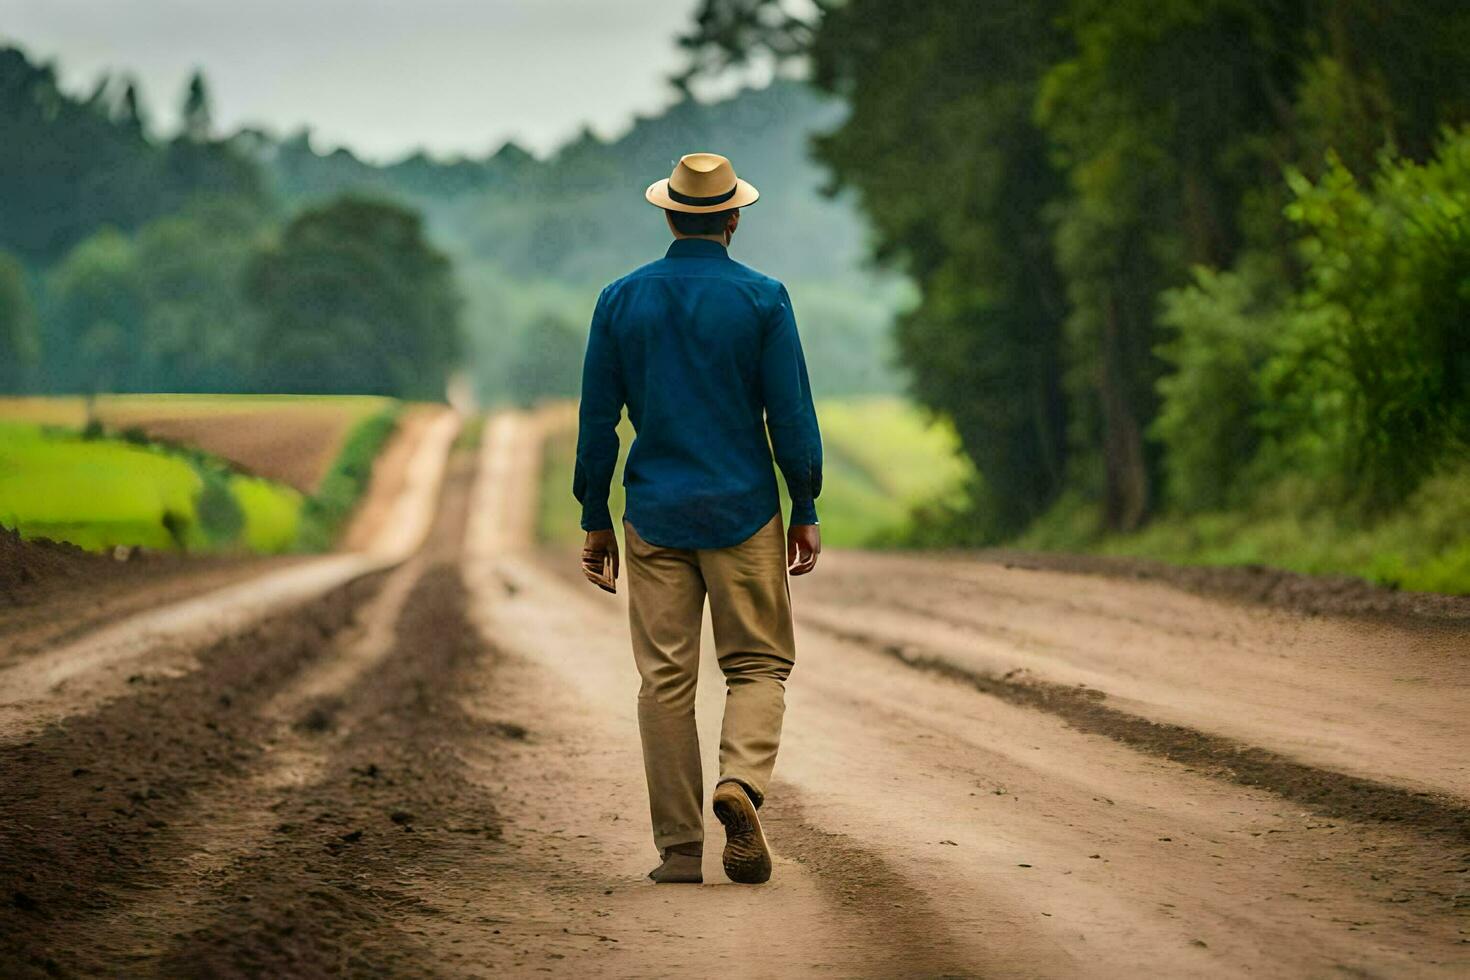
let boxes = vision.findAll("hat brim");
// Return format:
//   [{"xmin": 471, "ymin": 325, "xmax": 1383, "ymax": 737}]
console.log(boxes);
[{"xmin": 645, "ymin": 178, "xmax": 760, "ymax": 213}]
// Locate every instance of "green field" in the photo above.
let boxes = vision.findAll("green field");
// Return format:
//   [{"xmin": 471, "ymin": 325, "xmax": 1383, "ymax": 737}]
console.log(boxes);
[
  {"xmin": 0, "ymin": 420, "xmax": 302, "ymax": 553},
  {"xmin": 0, "ymin": 395, "xmax": 402, "ymax": 555},
  {"xmin": 538, "ymin": 397, "xmax": 972, "ymax": 549}
]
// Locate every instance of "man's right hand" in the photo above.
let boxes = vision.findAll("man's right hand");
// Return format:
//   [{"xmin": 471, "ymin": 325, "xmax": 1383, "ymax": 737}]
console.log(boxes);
[
  {"xmin": 581, "ymin": 528, "xmax": 620, "ymax": 593},
  {"xmin": 787, "ymin": 523, "xmax": 821, "ymax": 576}
]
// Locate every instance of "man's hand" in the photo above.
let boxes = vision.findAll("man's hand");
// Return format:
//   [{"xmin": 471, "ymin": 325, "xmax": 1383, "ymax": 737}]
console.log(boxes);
[
  {"xmin": 581, "ymin": 529, "xmax": 619, "ymax": 593},
  {"xmin": 787, "ymin": 523, "xmax": 821, "ymax": 576}
]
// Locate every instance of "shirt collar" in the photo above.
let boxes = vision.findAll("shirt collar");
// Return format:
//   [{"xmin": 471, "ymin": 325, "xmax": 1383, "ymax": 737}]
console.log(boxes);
[{"xmin": 665, "ymin": 238, "xmax": 729, "ymax": 260}]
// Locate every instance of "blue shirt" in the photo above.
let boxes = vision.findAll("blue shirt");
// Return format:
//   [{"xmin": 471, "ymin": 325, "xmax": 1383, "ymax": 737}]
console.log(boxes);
[{"xmin": 573, "ymin": 237, "xmax": 823, "ymax": 550}]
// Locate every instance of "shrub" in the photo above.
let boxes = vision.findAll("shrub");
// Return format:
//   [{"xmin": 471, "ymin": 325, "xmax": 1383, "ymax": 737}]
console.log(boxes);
[
  {"xmin": 1264, "ymin": 129, "xmax": 1470, "ymax": 506},
  {"xmin": 1154, "ymin": 257, "xmax": 1284, "ymax": 511}
]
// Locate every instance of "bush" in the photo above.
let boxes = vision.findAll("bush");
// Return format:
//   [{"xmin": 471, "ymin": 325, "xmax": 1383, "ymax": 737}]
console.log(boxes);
[
  {"xmin": 1264, "ymin": 129, "xmax": 1470, "ymax": 506},
  {"xmin": 1154, "ymin": 257, "xmax": 1284, "ymax": 511}
]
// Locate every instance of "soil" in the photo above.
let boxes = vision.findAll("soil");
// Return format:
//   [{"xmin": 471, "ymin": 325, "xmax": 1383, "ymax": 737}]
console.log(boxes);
[
  {"xmin": 94, "ymin": 407, "xmax": 364, "ymax": 493},
  {"xmin": 0, "ymin": 447, "xmax": 483, "ymax": 977},
  {"xmin": 1, "ymin": 410, "xmax": 1467, "ymax": 977},
  {"xmin": 0, "ymin": 408, "xmax": 443, "ymax": 663},
  {"xmin": 0, "ymin": 527, "xmax": 283, "ymax": 658},
  {"xmin": 339, "ymin": 407, "xmax": 445, "ymax": 553}
]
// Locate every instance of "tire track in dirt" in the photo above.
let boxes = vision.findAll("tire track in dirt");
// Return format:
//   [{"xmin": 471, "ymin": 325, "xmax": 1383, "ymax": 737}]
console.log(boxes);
[
  {"xmin": 795, "ymin": 555, "xmax": 1468, "ymax": 804},
  {"xmin": 0, "ymin": 412, "xmax": 459, "ymax": 747},
  {"xmin": 0, "ymin": 571, "xmax": 388, "ymax": 976},
  {"xmin": 447, "ymin": 412, "xmax": 989, "ymax": 977},
  {"xmin": 0, "ymin": 423, "xmax": 472, "ymax": 978},
  {"xmin": 804, "ymin": 617, "xmax": 1470, "ymax": 848},
  {"xmin": 140, "ymin": 449, "xmax": 512, "ymax": 977},
  {"xmin": 155, "ymin": 563, "xmax": 508, "ymax": 978}
]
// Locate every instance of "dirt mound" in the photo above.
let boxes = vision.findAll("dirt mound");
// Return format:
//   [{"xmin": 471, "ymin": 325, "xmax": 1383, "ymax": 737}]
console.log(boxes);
[
  {"xmin": 0, "ymin": 527, "xmax": 119, "ymax": 603},
  {"xmin": 977, "ymin": 548, "xmax": 1470, "ymax": 625}
]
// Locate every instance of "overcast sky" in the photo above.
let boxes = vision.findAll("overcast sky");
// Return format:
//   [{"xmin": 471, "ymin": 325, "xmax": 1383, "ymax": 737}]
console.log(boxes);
[{"xmin": 2, "ymin": 0, "xmax": 714, "ymax": 161}]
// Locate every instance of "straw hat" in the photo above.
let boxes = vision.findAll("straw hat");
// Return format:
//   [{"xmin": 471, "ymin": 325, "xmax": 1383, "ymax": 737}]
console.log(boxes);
[{"xmin": 645, "ymin": 152, "xmax": 760, "ymax": 213}]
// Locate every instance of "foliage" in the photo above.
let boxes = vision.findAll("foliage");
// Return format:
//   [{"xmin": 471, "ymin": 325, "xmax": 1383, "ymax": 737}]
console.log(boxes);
[
  {"xmin": 130, "ymin": 198, "xmax": 270, "ymax": 392},
  {"xmin": 3, "ymin": 45, "xmax": 460, "ymax": 400},
  {"xmin": 1265, "ymin": 133, "xmax": 1470, "ymax": 505},
  {"xmin": 805, "ymin": 0, "xmax": 1071, "ymax": 534},
  {"xmin": 1017, "ymin": 466, "xmax": 1470, "ymax": 596},
  {"xmin": 44, "ymin": 198, "xmax": 269, "ymax": 394},
  {"xmin": 248, "ymin": 197, "xmax": 461, "ymax": 399},
  {"xmin": 0, "ymin": 47, "xmax": 264, "ymax": 267},
  {"xmin": 264, "ymin": 81, "xmax": 903, "ymax": 402},
  {"xmin": 47, "ymin": 228, "xmax": 146, "ymax": 394},
  {"xmin": 1153, "ymin": 258, "xmax": 1284, "ymax": 511},
  {"xmin": 294, "ymin": 403, "xmax": 401, "ymax": 552},
  {"xmin": 676, "ymin": 0, "xmax": 1470, "ymax": 586},
  {"xmin": 0, "ymin": 250, "xmax": 39, "ymax": 392}
]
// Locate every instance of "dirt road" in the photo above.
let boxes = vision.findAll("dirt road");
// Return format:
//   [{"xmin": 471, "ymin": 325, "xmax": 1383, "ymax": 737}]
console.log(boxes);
[{"xmin": 2, "ymin": 411, "xmax": 1466, "ymax": 977}]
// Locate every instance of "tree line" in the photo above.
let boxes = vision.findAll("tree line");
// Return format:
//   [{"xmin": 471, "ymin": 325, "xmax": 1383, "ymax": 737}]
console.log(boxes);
[
  {"xmin": 679, "ymin": 1, "xmax": 1470, "ymax": 539},
  {"xmin": 263, "ymin": 79, "xmax": 905, "ymax": 405},
  {"xmin": 0, "ymin": 47, "xmax": 459, "ymax": 400}
]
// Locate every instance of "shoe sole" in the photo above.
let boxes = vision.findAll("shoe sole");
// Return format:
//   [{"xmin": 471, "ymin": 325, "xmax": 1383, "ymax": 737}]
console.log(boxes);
[{"xmin": 713, "ymin": 785, "xmax": 772, "ymax": 884}]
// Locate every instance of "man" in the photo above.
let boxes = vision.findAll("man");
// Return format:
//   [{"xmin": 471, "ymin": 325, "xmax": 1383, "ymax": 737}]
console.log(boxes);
[{"xmin": 573, "ymin": 152, "xmax": 822, "ymax": 885}]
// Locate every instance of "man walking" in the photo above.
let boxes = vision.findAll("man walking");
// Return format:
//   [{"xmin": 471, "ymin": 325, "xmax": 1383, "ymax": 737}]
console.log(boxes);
[{"xmin": 573, "ymin": 152, "xmax": 822, "ymax": 885}]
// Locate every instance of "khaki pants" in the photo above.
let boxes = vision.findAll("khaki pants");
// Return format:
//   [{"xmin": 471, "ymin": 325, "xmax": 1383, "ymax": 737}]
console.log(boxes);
[{"xmin": 624, "ymin": 515, "xmax": 795, "ymax": 850}]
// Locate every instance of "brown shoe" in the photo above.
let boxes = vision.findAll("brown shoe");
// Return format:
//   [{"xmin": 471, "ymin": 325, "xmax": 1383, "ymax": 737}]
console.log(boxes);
[
  {"xmin": 713, "ymin": 781, "xmax": 771, "ymax": 884},
  {"xmin": 647, "ymin": 847, "xmax": 704, "ymax": 884}
]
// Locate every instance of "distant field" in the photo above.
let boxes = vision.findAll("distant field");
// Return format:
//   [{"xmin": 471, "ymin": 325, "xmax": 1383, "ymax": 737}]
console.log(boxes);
[
  {"xmin": 538, "ymin": 397, "xmax": 972, "ymax": 549},
  {"xmin": 0, "ymin": 420, "xmax": 302, "ymax": 553},
  {"xmin": 0, "ymin": 395, "xmax": 401, "ymax": 555},
  {"xmin": 0, "ymin": 395, "xmax": 391, "ymax": 492}
]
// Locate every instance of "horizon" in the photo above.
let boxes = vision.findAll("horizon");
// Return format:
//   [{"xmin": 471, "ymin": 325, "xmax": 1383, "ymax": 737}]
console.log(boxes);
[{"xmin": 1, "ymin": 0, "xmax": 772, "ymax": 163}]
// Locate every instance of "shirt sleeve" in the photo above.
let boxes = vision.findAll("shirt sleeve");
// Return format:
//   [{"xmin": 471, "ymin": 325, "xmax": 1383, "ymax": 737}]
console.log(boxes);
[
  {"xmin": 760, "ymin": 284, "xmax": 823, "ymax": 525},
  {"xmin": 572, "ymin": 287, "xmax": 623, "ymax": 532}
]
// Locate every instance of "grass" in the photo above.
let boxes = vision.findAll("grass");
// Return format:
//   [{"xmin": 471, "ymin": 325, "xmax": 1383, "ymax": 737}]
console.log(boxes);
[
  {"xmin": 537, "ymin": 397, "xmax": 973, "ymax": 549},
  {"xmin": 0, "ymin": 394, "xmax": 394, "ymax": 493},
  {"xmin": 0, "ymin": 420, "xmax": 302, "ymax": 553},
  {"xmin": 1016, "ymin": 467, "xmax": 1470, "ymax": 595},
  {"xmin": 293, "ymin": 404, "xmax": 402, "ymax": 552}
]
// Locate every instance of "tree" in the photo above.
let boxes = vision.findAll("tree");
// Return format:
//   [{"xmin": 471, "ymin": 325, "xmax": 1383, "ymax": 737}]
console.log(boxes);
[
  {"xmin": 676, "ymin": 0, "xmax": 1470, "ymax": 536},
  {"xmin": 0, "ymin": 250, "xmax": 39, "ymax": 392},
  {"xmin": 181, "ymin": 70, "xmax": 211, "ymax": 142},
  {"xmin": 48, "ymin": 229, "xmax": 146, "ymax": 393},
  {"xmin": 247, "ymin": 196, "xmax": 461, "ymax": 397},
  {"xmin": 133, "ymin": 197, "xmax": 269, "ymax": 392},
  {"xmin": 118, "ymin": 78, "xmax": 147, "ymax": 136},
  {"xmin": 679, "ymin": 0, "xmax": 1072, "ymax": 535},
  {"xmin": 0, "ymin": 48, "xmax": 268, "ymax": 267},
  {"xmin": 163, "ymin": 71, "xmax": 266, "ymax": 209},
  {"xmin": 0, "ymin": 47, "xmax": 162, "ymax": 265}
]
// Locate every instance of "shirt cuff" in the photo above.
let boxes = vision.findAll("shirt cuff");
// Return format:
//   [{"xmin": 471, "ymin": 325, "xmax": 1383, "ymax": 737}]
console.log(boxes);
[
  {"xmin": 580, "ymin": 505, "xmax": 614, "ymax": 532},
  {"xmin": 789, "ymin": 498, "xmax": 818, "ymax": 526}
]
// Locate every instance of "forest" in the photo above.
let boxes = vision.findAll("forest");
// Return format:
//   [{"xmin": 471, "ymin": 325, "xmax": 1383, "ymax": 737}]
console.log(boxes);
[
  {"xmin": 4, "ymin": 0, "xmax": 1469, "ymax": 586},
  {"xmin": 0, "ymin": 49, "xmax": 899, "ymax": 406},
  {"xmin": 0, "ymin": 51, "xmax": 459, "ymax": 399},
  {"xmin": 676, "ymin": 0, "xmax": 1470, "ymax": 587}
]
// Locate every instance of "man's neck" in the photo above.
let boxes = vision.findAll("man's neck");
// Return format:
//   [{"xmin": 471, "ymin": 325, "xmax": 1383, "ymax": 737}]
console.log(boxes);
[{"xmin": 672, "ymin": 233, "xmax": 727, "ymax": 246}]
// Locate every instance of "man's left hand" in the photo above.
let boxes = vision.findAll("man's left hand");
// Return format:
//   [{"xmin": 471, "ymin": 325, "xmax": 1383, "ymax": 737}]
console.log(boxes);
[
  {"xmin": 581, "ymin": 528, "xmax": 619, "ymax": 593},
  {"xmin": 787, "ymin": 523, "xmax": 821, "ymax": 576}
]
